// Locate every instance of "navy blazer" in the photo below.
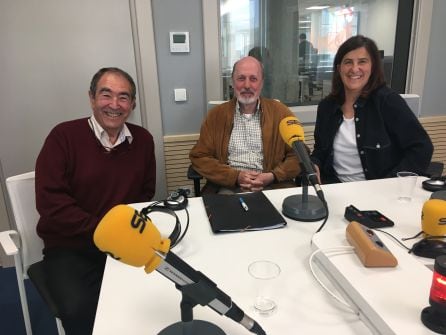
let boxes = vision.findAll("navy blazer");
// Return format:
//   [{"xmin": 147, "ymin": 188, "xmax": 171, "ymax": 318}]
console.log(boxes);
[{"xmin": 311, "ymin": 85, "xmax": 433, "ymax": 184}]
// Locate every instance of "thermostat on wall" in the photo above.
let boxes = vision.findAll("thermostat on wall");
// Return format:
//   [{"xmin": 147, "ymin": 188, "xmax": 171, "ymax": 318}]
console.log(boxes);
[{"xmin": 169, "ymin": 32, "xmax": 189, "ymax": 53}]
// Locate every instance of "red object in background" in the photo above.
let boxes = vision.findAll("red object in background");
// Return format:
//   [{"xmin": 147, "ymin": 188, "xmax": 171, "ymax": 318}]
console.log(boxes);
[{"xmin": 421, "ymin": 255, "xmax": 446, "ymax": 334}]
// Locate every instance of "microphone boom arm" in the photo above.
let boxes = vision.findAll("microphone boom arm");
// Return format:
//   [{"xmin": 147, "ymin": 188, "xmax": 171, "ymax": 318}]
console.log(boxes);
[
  {"xmin": 154, "ymin": 250, "xmax": 266, "ymax": 335},
  {"xmin": 291, "ymin": 141, "xmax": 325, "ymax": 203}
]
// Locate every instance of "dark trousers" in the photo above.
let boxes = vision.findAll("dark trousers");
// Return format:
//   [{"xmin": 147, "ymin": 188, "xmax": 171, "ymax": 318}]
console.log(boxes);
[{"xmin": 43, "ymin": 247, "xmax": 106, "ymax": 335}]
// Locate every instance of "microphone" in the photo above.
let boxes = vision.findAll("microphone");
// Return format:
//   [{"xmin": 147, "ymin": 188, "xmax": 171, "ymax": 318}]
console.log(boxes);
[
  {"xmin": 279, "ymin": 116, "xmax": 325, "ymax": 202},
  {"xmin": 410, "ymin": 199, "xmax": 446, "ymax": 259},
  {"xmin": 94, "ymin": 205, "xmax": 266, "ymax": 335},
  {"xmin": 422, "ymin": 199, "xmax": 446, "ymax": 237}
]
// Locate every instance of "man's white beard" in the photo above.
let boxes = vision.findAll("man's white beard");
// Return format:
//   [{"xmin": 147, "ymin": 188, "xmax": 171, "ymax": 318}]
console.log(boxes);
[{"xmin": 237, "ymin": 95, "xmax": 258, "ymax": 105}]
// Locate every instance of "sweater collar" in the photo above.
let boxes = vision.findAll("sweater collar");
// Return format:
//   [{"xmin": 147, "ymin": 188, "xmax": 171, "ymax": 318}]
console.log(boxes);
[{"xmin": 88, "ymin": 115, "xmax": 133, "ymax": 151}]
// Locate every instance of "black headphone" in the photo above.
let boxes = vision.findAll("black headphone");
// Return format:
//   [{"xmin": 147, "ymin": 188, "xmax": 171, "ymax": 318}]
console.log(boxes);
[
  {"xmin": 422, "ymin": 177, "xmax": 446, "ymax": 192},
  {"xmin": 139, "ymin": 189, "xmax": 190, "ymax": 248},
  {"xmin": 163, "ymin": 188, "xmax": 189, "ymax": 210}
]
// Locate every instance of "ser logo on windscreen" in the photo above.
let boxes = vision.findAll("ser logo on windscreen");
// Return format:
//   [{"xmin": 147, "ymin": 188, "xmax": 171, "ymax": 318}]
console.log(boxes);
[{"xmin": 130, "ymin": 209, "xmax": 146, "ymax": 233}]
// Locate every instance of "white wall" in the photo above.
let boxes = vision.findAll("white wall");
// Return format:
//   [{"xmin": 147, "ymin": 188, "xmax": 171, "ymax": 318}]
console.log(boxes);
[
  {"xmin": 0, "ymin": 0, "xmax": 140, "ymax": 178},
  {"xmin": 362, "ymin": 0, "xmax": 398, "ymax": 56},
  {"xmin": 151, "ymin": 0, "xmax": 207, "ymax": 135}
]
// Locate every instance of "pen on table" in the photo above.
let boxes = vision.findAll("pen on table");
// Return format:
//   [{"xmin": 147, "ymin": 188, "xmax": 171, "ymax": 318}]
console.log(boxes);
[{"xmin": 239, "ymin": 197, "xmax": 249, "ymax": 211}]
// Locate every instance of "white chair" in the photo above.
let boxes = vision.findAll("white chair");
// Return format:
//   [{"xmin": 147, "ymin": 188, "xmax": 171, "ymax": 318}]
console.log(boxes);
[{"xmin": 0, "ymin": 171, "xmax": 64, "ymax": 335}]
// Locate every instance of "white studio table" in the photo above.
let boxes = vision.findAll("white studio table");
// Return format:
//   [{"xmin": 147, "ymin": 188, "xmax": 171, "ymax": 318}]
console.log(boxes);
[
  {"xmin": 93, "ymin": 177, "xmax": 437, "ymax": 335},
  {"xmin": 312, "ymin": 228, "xmax": 434, "ymax": 335}
]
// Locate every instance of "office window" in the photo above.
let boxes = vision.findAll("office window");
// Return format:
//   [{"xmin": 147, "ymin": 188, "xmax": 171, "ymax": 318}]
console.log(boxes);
[{"xmin": 220, "ymin": 0, "xmax": 408, "ymax": 106}]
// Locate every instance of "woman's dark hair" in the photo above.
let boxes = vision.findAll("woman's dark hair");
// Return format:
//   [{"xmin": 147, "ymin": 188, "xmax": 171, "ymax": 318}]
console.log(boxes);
[
  {"xmin": 89, "ymin": 67, "xmax": 136, "ymax": 100},
  {"xmin": 329, "ymin": 35, "xmax": 385, "ymax": 103}
]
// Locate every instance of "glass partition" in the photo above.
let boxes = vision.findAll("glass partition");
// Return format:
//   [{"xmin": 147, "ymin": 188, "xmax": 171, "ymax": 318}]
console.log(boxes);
[{"xmin": 220, "ymin": 0, "xmax": 401, "ymax": 106}]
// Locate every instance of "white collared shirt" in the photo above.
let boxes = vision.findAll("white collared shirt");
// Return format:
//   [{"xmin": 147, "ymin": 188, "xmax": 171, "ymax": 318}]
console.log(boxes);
[{"xmin": 88, "ymin": 115, "xmax": 133, "ymax": 151}]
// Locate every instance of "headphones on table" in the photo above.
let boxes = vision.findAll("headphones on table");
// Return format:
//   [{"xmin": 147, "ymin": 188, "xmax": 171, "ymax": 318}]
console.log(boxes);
[
  {"xmin": 140, "ymin": 188, "xmax": 190, "ymax": 248},
  {"xmin": 422, "ymin": 177, "xmax": 446, "ymax": 192},
  {"xmin": 164, "ymin": 188, "xmax": 189, "ymax": 210}
]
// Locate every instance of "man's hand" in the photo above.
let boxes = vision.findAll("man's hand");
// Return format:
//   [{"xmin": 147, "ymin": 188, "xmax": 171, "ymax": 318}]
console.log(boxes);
[
  {"xmin": 238, "ymin": 171, "xmax": 259, "ymax": 191},
  {"xmin": 237, "ymin": 171, "xmax": 274, "ymax": 192}
]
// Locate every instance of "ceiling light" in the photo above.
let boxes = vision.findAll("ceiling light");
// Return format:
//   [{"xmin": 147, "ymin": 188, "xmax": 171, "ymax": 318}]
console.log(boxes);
[{"xmin": 306, "ymin": 6, "xmax": 329, "ymax": 10}]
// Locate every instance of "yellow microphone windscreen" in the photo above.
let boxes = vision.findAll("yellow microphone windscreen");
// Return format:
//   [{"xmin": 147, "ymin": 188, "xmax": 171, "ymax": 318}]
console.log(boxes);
[
  {"xmin": 279, "ymin": 116, "xmax": 305, "ymax": 146},
  {"xmin": 421, "ymin": 199, "xmax": 446, "ymax": 237},
  {"xmin": 94, "ymin": 204, "xmax": 171, "ymax": 273}
]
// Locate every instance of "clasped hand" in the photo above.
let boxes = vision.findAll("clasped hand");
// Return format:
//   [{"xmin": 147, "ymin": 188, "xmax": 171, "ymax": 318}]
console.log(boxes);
[{"xmin": 237, "ymin": 170, "xmax": 274, "ymax": 192}]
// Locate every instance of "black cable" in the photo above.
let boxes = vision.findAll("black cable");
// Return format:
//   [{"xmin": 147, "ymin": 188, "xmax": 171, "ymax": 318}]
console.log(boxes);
[
  {"xmin": 375, "ymin": 228, "xmax": 446, "ymax": 254},
  {"xmin": 140, "ymin": 200, "xmax": 190, "ymax": 248},
  {"xmin": 171, "ymin": 206, "xmax": 190, "ymax": 248},
  {"xmin": 315, "ymin": 200, "xmax": 329, "ymax": 233},
  {"xmin": 141, "ymin": 200, "xmax": 164, "ymax": 211},
  {"xmin": 374, "ymin": 228, "xmax": 412, "ymax": 251},
  {"xmin": 401, "ymin": 230, "xmax": 424, "ymax": 241}
]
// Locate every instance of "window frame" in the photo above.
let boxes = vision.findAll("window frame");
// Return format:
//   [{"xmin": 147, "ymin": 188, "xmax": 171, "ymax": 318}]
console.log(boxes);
[{"xmin": 202, "ymin": 0, "xmax": 415, "ymax": 120}]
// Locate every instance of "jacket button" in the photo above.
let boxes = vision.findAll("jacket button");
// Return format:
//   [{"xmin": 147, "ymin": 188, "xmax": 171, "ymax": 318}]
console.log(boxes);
[
  {"xmin": 357, "ymin": 134, "xmax": 361, "ymax": 138},
  {"xmin": 360, "ymin": 150, "xmax": 364, "ymax": 155},
  {"xmin": 376, "ymin": 144, "xmax": 381, "ymax": 148},
  {"xmin": 355, "ymin": 117, "xmax": 359, "ymax": 122}
]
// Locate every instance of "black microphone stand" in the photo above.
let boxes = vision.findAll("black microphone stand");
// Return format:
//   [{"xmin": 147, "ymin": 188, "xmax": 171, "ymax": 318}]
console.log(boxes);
[
  {"xmin": 158, "ymin": 281, "xmax": 226, "ymax": 335},
  {"xmin": 282, "ymin": 173, "xmax": 327, "ymax": 221}
]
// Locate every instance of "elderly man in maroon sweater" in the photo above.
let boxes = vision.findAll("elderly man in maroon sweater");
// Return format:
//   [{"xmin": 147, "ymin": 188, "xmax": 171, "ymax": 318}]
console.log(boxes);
[{"xmin": 35, "ymin": 67, "xmax": 156, "ymax": 335}]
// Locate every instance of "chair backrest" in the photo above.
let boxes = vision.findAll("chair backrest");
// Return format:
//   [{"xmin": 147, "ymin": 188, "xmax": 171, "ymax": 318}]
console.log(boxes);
[
  {"xmin": 6, "ymin": 171, "xmax": 43, "ymax": 273},
  {"xmin": 400, "ymin": 94, "xmax": 420, "ymax": 117}
]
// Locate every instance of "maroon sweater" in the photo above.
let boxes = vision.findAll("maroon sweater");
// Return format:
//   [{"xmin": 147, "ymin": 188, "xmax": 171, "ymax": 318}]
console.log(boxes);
[{"xmin": 35, "ymin": 118, "xmax": 156, "ymax": 250}]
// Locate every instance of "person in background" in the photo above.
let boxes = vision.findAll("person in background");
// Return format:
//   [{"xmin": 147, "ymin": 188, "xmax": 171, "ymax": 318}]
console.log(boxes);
[
  {"xmin": 298, "ymin": 33, "xmax": 315, "ymax": 73},
  {"xmin": 298, "ymin": 33, "xmax": 317, "ymax": 98},
  {"xmin": 35, "ymin": 67, "xmax": 156, "ymax": 334},
  {"xmin": 190, "ymin": 56, "xmax": 300, "ymax": 194},
  {"xmin": 248, "ymin": 46, "xmax": 273, "ymax": 98},
  {"xmin": 311, "ymin": 35, "xmax": 433, "ymax": 184}
]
